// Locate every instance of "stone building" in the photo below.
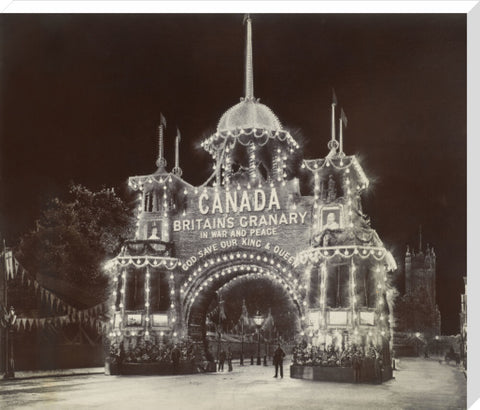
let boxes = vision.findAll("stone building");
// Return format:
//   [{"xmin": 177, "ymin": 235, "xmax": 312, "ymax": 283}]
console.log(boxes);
[{"xmin": 393, "ymin": 232, "xmax": 441, "ymax": 356}]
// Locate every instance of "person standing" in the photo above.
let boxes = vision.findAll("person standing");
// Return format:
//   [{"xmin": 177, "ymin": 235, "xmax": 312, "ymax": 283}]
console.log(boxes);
[
  {"xmin": 218, "ymin": 349, "xmax": 226, "ymax": 371},
  {"xmin": 227, "ymin": 347, "xmax": 233, "ymax": 372},
  {"xmin": 273, "ymin": 344, "xmax": 286, "ymax": 378},
  {"xmin": 374, "ymin": 354, "xmax": 384, "ymax": 384},
  {"xmin": 352, "ymin": 352, "xmax": 362, "ymax": 383},
  {"xmin": 171, "ymin": 344, "xmax": 181, "ymax": 374}
]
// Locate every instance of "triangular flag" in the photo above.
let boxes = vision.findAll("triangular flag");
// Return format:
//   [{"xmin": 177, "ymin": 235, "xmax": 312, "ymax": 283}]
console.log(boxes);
[
  {"xmin": 341, "ymin": 108, "xmax": 348, "ymax": 128},
  {"xmin": 160, "ymin": 113, "xmax": 167, "ymax": 128}
]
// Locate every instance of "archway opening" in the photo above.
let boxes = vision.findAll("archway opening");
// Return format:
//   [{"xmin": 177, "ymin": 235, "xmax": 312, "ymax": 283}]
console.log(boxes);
[{"xmin": 186, "ymin": 268, "xmax": 301, "ymax": 362}]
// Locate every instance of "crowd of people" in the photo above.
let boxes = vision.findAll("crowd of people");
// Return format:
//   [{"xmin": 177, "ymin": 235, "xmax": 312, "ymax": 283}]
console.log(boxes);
[
  {"xmin": 292, "ymin": 341, "xmax": 386, "ymax": 383},
  {"xmin": 292, "ymin": 341, "xmax": 383, "ymax": 369},
  {"xmin": 109, "ymin": 337, "xmax": 387, "ymax": 382},
  {"xmin": 109, "ymin": 338, "xmax": 197, "ymax": 365}
]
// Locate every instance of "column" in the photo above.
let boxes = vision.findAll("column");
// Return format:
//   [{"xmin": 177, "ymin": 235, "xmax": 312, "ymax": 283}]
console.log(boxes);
[
  {"xmin": 248, "ymin": 143, "xmax": 256, "ymax": 183},
  {"xmin": 145, "ymin": 266, "xmax": 151, "ymax": 337},
  {"xmin": 319, "ymin": 262, "xmax": 327, "ymax": 333}
]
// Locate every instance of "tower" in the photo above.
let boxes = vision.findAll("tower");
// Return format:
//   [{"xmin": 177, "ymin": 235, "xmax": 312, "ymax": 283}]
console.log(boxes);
[{"xmin": 399, "ymin": 228, "xmax": 441, "ymax": 336}]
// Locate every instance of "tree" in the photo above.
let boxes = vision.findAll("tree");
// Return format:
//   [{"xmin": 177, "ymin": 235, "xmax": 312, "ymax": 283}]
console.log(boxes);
[{"xmin": 16, "ymin": 183, "xmax": 135, "ymax": 303}]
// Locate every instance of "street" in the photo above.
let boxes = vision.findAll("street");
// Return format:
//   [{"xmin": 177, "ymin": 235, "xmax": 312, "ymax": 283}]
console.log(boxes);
[{"xmin": 0, "ymin": 358, "xmax": 466, "ymax": 410}]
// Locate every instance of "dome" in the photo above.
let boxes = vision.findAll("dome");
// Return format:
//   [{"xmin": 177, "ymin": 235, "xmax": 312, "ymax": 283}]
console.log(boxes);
[{"xmin": 217, "ymin": 99, "xmax": 282, "ymax": 132}]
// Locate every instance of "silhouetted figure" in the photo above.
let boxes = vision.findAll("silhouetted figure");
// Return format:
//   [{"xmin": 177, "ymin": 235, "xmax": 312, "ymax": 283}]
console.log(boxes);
[
  {"xmin": 273, "ymin": 344, "xmax": 286, "ymax": 378},
  {"xmin": 353, "ymin": 352, "xmax": 362, "ymax": 383},
  {"xmin": 227, "ymin": 348, "xmax": 233, "ymax": 372},
  {"xmin": 171, "ymin": 344, "xmax": 181, "ymax": 374},
  {"xmin": 219, "ymin": 350, "xmax": 226, "ymax": 371},
  {"xmin": 375, "ymin": 356, "xmax": 384, "ymax": 384}
]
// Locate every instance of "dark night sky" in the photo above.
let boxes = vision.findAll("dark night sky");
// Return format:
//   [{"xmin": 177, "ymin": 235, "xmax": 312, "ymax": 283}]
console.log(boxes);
[{"xmin": 0, "ymin": 14, "xmax": 466, "ymax": 334}]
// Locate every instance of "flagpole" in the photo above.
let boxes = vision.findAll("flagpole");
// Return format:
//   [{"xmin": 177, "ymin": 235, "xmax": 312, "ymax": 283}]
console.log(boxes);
[
  {"xmin": 241, "ymin": 320, "xmax": 244, "ymax": 366},
  {"xmin": 156, "ymin": 114, "xmax": 167, "ymax": 171},
  {"xmin": 2, "ymin": 240, "xmax": 8, "ymax": 377},
  {"xmin": 331, "ymin": 89, "xmax": 337, "ymax": 143},
  {"xmin": 339, "ymin": 117, "xmax": 343, "ymax": 155},
  {"xmin": 175, "ymin": 130, "xmax": 180, "ymax": 170}
]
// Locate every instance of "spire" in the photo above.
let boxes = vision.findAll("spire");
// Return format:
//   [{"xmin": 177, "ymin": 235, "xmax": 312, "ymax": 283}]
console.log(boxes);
[
  {"xmin": 244, "ymin": 14, "xmax": 254, "ymax": 100},
  {"xmin": 156, "ymin": 113, "xmax": 167, "ymax": 171},
  {"xmin": 172, "ymin": 127, "xmax": 183, "ymax": 177}
]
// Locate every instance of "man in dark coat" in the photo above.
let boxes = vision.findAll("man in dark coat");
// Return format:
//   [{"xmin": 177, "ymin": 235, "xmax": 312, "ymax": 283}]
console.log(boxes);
[
  {"xmin": 227, "ymin": 347, "xmax": 233, "ymax": 372},
  {"xmin": 171, "ymin": 344, "xmax": 181, "ymax": 374},
  {"xmin": 273, "ymin": 344, "xmax": 286, "ymax": 378},
  {"xmin": 374, "ymin": 355, "xmax": 384, "ymax": 384},
  {"xmin": 218, "ymin": 349, "xmax": 226, "ymax": 371}
]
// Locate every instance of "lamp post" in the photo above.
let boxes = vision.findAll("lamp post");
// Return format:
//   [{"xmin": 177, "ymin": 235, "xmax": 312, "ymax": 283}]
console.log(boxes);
[
  {"xmin": 240, "ymin": 319, "xmax": 244, "ymax": 366},
  {"xmin": 1, "ymin": 306, "xmax": 16, "ymax": 379},
  {"xmin": 435, "ymin": 335, "xmax": 439, "ymax": 356},
  {"xmin": 415, "ymin": 332, "xmax": 421, "ymax": 357},
  {"xmin": 253, "ymin": 312, "xmax": 264, "ymax": 366}
]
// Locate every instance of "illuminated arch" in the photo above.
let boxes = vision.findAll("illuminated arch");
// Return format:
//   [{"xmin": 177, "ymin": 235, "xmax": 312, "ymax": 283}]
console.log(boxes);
[{"xmin": 179, "ymin": 249, "xmax": 307, "ymax": 337}]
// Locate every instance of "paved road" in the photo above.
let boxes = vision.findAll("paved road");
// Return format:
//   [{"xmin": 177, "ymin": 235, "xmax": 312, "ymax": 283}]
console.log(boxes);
[{"xmin": 0, "ymin": 358, "xmax": 466, "ymax": 410}]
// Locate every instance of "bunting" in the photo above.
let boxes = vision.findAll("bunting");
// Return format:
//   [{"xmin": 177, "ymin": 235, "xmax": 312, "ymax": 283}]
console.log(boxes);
[
  {"xmin": 1, "ymin": 250, "xmax": 109, "ymax": 332},
  {"xmin": 12, "ymin": 305, "xmax": 109, "ymax": 332}
]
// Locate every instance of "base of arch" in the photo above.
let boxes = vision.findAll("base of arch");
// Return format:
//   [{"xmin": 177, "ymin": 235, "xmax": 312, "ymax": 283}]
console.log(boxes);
[
  {"xmin": 105, "ymin": 360, "xmax": 216, "ymax": 376},
  {"xmin": 290, "ymin": 364, "xmax": 392, "ymax": 384}
]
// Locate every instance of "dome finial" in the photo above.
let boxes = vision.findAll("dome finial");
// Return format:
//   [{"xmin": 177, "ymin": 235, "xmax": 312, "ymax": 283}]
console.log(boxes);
[{"xmin": 244, "ymin": 14, "xmax": 254, "ymax": 100}]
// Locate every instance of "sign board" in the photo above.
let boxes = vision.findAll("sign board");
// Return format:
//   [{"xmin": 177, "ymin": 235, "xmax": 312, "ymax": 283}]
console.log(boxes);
[
  {"xmin": 328, "ymin": 310, "xmax": 348, "ymax": 325},
  {"xmin": 126, "ymin": 314, "xmax": 142, "ymax": 326},
  {"xmin": 360, "ymin": 311, "xmax": 375, "ymax": 326},
  {"xmin": 152, "ymin": 313, "xmax": 169, "ymax": 327}
]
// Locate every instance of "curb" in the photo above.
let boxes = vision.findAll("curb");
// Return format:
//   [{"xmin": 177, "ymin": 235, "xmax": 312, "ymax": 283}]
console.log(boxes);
[{"xmin": 1, "ymin": 369, "xmax": 104, "ymax": 381}]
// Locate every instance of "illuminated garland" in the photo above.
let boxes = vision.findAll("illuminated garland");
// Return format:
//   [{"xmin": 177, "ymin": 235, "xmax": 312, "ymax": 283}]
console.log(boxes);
[
  {"xmin": 107, "ymin": 256, "xmax": 179, "ymax": 270},
  {"xmin": 201, "ymin": 128, "xmax": 299, "ymax": 156},
  {"xmin": 301, "ymin": 155, "xmax": 369, "ymax": 189},
  {"xmin": 128, "ymin": 173, "xmax": 192, "ymax": 192},
  {"xmin": 168, "ymin": 272, "xmax": 177, "ymax": 328},
  {"xmin": 296, "ymin": 245, "xmax": 397, "ymax": 271},
  {"xmin": 183, "ymin": 264, "xmax": 304, "ymax": 307},
  {"xmin": 180, "ymin": 251, "xmax": 308, "ymax": 325}
]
